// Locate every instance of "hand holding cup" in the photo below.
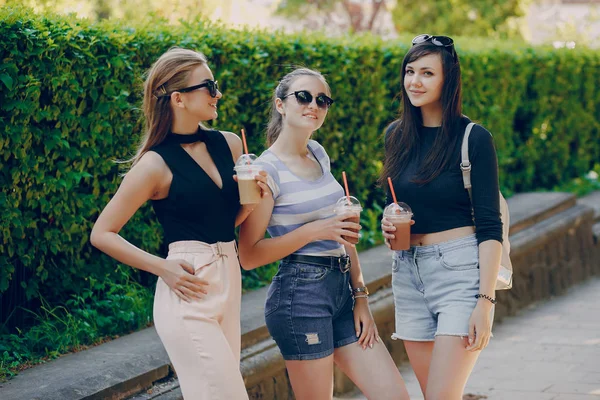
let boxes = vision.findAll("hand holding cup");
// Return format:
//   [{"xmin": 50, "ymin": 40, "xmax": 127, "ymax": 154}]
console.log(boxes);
[{"xmin": 382, "ymin": 202, "xmax": 413, "ymax": 250}]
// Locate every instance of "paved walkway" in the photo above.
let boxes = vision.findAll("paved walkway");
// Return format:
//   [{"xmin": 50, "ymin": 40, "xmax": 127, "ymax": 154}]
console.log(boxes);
[{"xmin": 336, "ymin": 277, "xmax": 600, "ymax": 400}]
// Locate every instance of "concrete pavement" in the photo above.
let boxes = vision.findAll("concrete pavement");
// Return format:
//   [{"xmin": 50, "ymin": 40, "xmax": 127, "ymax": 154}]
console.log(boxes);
[{"xmin": 336, "ymin": 277, "xmax": 600, "ymax": 400}]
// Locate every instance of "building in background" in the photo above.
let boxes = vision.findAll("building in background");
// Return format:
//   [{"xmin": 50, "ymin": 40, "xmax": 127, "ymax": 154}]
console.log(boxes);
[{"xmin": 526, "ymin": 0, "xmax": 600, "ymax": 47}]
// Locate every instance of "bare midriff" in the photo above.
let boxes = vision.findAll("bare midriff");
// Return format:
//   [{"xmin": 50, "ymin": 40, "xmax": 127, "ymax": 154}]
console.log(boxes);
[{"xmin": 410, "ymin": 226, "xmax": 475, "ymax": 246}]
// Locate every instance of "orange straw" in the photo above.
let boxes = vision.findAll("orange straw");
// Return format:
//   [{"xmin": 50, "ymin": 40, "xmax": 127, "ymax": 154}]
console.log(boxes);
[
  {"xmin": 387, "ymin": 177, "xmax": 398, "ymax": 204},
  {"xmin": 342, "ymin": 171, "xmax": 351, "ymax": 204},
  {"xmin": 241, "ymin": 129, "xmax": 249, "ymax": 155}
]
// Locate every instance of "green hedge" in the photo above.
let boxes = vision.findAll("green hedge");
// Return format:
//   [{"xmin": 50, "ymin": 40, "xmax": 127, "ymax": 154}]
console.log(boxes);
[{"xmin": 1, "ymin": 7, "xmax": 599, "ymax": 324}]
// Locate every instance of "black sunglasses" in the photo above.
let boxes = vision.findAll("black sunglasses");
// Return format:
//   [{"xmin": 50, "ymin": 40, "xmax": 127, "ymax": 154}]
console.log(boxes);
[
  {"xmin": 158, "ymin": 80, "xmax": 220, "ymax": 98},
  {"xmin": 412, "ymin": 34, "xmax": 457, "ymax": 60},
  {"xmin": 282, "ymin": 90, "xmax": 334, "ymax": 110},
  {"xmin": 178, "ymin": 80, "xmax": 219, "ymax": 97}
]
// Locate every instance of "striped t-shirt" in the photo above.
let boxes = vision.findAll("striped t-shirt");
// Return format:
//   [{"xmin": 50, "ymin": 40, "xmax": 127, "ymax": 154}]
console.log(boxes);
[{"xmin": 255, "ymin": 140, "xmax": 346, "ymax": 257}]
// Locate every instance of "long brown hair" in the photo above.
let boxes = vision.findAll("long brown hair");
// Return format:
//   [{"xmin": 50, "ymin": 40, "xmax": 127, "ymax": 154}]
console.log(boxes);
[
  {"xmin": 266, "ymin": 68, "xmax": 331, "ymax": 147},
  {"xmin": 379, "ymin": 42, "xmax": 462, "ymax": 186},
  {"xmin": 128, "ymin": 48, "xmax": 208, "ymax": 167}
]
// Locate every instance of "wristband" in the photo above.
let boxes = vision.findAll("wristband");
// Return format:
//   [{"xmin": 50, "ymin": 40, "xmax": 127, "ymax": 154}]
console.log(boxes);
[{"xmin": 475, "ymin": 294, "xmax": 497, "ymax": 304}]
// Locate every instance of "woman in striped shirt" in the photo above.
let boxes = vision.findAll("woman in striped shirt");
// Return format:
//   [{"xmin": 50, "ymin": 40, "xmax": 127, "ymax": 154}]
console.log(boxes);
[{"xmin": 238, "ymin": 68, "xmax": 409, "ymax": 400}]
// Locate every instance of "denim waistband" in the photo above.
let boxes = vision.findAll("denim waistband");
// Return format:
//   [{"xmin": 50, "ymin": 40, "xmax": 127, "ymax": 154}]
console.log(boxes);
[
  {"xmin": 397, "ymin": 234, "xmax": 478, "ymax": 258},
  {"xmin": 282, "ymin": 254, "xmax": 351, "ymax": 273}
]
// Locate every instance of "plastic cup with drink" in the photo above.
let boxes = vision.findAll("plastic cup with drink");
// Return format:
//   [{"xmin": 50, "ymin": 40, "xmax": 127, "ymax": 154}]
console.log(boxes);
[
  {"xmin": 332, "ymin": 171, "xmax": 362, "ymax": 244},
  {"xmin": 233, "ymin": 129, "xmax": 262, "ymax": 205},
  {"xmin": 333, "ymin": 196, "xmax": 362, "ymax": 244},
  {"xmin": 385, "ymin": 177, "xmax": 413, "ymax": 251}
]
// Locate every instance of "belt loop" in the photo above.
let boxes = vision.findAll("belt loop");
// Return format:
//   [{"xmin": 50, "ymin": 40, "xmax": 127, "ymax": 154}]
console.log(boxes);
[
  {"xmin": 339, "ymin": 254, "xmax": 350, "ymax": 273},
  {"xmin": 192, "ymin": 242, "xmax": 229, "ymax": 271},
  {"xmin": 435, "ymin": 244, "xmax": 441, "ymax": 260},
  {"xmin": 212, "ymin": 242, "xmax": 227, "ymax": 262}
]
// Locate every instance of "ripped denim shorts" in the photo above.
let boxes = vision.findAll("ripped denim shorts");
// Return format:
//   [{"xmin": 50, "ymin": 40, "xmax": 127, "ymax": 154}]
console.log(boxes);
[{"xmin": 264, "ymin": 258, "xmax": 358, "ymax": 360}]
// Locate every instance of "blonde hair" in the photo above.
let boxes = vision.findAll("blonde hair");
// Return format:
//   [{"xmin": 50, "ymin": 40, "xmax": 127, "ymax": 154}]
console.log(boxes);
[
  {"xmin": 128, "ymin": 47, "xmax": 208, "ymax": 167},
  {"xmin": 266, "ymin": 68, "xmax": 331, "ymax": 147}
]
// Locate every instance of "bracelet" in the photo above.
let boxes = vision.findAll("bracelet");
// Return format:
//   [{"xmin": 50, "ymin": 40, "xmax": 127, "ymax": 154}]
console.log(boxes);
[
  {"xmin": 353, "ymin": 294, "xmax": 369, "ymax": 299},
  {"xmin": 475, "ymin": 294, "xmax": 497, "ymax": 304},
  {"xmin": 352, "ymin": 286, "xmax": 370, "ymax": 296}
]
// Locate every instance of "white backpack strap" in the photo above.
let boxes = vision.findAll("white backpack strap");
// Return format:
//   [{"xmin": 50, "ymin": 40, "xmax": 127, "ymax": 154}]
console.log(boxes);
[{"xmin": 461, "ymin": 122, "xmax": 475, "ymax": 201}]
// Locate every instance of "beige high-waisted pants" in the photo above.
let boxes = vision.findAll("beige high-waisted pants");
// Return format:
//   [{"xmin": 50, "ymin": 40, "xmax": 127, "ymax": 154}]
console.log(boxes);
[{"xmin": 153, "ymin": 240, "xmax": 248, "ymax": 400}]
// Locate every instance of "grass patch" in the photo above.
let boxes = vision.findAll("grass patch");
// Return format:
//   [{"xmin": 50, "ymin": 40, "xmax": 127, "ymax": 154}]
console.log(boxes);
[{"xmin": 1, "ymin": 267, "xmax": 153, "ymax": 381}]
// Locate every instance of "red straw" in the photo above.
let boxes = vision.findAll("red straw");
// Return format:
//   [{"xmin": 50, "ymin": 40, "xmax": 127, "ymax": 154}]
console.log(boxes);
[
  {"xmin": 387, "ymin": 177, "xmax": 398, "ymax": 204},
  {"xmin": 342, "ymin": 171, "xmax": 351, "ymax": 204},
  {"xmin": 241, "ymin": 129, "xmax": 249, "ymax": 155}
]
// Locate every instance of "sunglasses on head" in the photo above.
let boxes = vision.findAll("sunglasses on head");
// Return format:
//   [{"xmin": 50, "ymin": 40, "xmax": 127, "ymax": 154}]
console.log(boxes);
[
  {"xmin": 282, "ymin": 90, "xmax": 334, "ymax": 110},
  {"xmin": 412, "ymin": 34, "xmax": 457, "ymax": 60},
  {"xmin": 158, "ymin": 80, "xmax": 220, "ymax": 98}
]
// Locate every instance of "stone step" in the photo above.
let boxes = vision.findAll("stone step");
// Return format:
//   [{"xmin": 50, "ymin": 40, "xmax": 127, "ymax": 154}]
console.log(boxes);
[
  {"xmin": 127, "ymin": 377, "xmax": 181, "ymax": 400},
  {"xmin": 578, "ymin": 190, "xmax": 600, "ymax": 222},
  {"xmin": 507, "ymin": 192, "xmax": 576, "ymax": 235},
  {"xmin": 0, "ymin": 328, "xmax": 170, "ymax": 400},
  {"xmin": 593, "ymin": 222, "xmax": 600, "ymax": 244}
]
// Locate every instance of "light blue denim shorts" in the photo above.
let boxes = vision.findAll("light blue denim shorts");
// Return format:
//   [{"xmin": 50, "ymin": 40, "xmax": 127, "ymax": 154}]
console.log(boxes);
[{"xmin": 391, "ymin": 234, "xmax": 494, "ymax": 341}]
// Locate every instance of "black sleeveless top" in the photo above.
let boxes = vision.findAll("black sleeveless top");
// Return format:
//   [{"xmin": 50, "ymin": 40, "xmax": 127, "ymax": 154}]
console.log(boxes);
[{"xmin": 150, "ymin": 129, "xmax": 240, "ymax": 245}]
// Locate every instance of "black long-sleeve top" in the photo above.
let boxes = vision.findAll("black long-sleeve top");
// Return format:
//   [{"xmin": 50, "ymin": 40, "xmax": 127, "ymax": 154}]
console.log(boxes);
[{"xmin": 385, "ymin": 117, "xmax": 502, "ymax": 244}]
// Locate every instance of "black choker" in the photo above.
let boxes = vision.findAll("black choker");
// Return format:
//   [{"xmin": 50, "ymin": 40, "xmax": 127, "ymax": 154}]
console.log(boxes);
[{"xmin": 167, "ymin": 128, "xmax": 209, "ymax": 144}]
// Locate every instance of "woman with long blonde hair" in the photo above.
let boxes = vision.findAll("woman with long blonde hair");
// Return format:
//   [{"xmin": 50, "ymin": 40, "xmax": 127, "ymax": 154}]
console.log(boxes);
[{"xmin": 91, "ymin": 47, "xmax": 268, "ymax": 399}]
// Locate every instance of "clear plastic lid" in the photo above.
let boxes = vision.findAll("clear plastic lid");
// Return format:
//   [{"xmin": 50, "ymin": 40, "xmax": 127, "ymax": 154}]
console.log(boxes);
[
  {"xmin": 234, "ymin": 153, "xmax": 257, "ymax": 168},
  {"xmin": 333, "ymin": 196, "xmax": 362, "ymax": 212},
  {"xmin": 383, "ymin": 202, "xmax": 412, "ymax": 217}
]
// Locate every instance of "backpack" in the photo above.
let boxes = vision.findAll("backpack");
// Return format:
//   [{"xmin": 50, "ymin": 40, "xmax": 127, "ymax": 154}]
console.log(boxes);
[{"xmin": 461, "ymin": 122, "xmax": 513, "ymax": 290}]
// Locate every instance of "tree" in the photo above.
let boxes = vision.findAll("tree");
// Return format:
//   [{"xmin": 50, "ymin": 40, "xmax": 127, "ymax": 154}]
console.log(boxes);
[
  {"xmin": 2, "ymin": 0, "xmax": 224, "ymax": 23},
  {"xmin": 275, "ymin": 0, "xmax": 390, "ymax": 34},
  {"xmin": 390, "ymin": 0, "xmax": 530, "ymax": 38}
]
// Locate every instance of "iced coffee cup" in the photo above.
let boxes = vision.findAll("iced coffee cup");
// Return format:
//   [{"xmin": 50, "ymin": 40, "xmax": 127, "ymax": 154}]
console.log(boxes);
[
  {"xmin": 383, "ymin": 202, "xmax": 413, "ymax": 251},
  {"xmin": 333, "ymin": 196, "xmax": 362, "ymax": 244},
  {"xmin": 234, "ymin": 154, "xmax": 262, "ymax": 205}
]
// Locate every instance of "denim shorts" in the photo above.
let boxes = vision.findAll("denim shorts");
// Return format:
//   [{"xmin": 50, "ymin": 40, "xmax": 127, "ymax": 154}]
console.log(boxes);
[
  {"xmin": 264, "ymin": 259, "xmax": 358, "ymax": 361},
  {"xmin": 391, "ymin": 234, "xmax": 494, "ymax": 341}
]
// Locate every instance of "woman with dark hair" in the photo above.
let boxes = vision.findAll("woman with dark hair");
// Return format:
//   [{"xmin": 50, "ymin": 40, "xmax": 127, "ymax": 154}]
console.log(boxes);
[
  {"xmin": 239, "ymin": 67, "xmax": 409, "ymax": 400},
  {"xmin": 381, "ymin": 35, "xmax": 502, "ymax": 399},
  {"xmin": 91, "ymin": 47, "xmax": 268, "ymax": 399}
]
